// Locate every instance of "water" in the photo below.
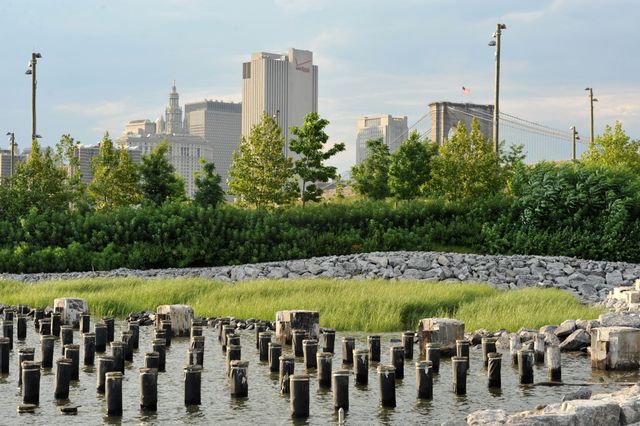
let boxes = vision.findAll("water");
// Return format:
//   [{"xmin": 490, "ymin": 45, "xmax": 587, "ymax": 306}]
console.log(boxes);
[{"xmin": 1, "ymin": 320, "xmax": 638, "ymax": 425}]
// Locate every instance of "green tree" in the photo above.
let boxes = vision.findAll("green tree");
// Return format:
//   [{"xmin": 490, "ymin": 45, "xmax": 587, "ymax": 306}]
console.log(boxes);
[
  {"xmin": 55, "ymin": 134, "xmax": 88, "ymax": 207},
  {"xmin": 89, "ymin": 133, "xmax": 142, "ymax": 210},
  {"xmin": 289, "ymin": 112, "xmax": 346, "ymax": 205},
  {"xmin": 140, "ymin": 140, "xmax": 185, "ymax": 205},
  {"xmin": 350, "ymin": 138, "xmax": 391, "ymax": 200},
  {"xmin": 582, "ymin": 121, "xmax": 640, "ymax": 171},
  {"xmin": 430, "ymin": 119, "xmax": 502, "ymax": 201},
  {"xmin": 228, "ymin": 113, "xmax": 297, "ymax": 208},
  {"xmin": 500, "ymin": 143, "xmax": 526, "ymax": 195},
  {"xmin": 194, "ymin": 159, "xmax": 225, "ymax": 207},
  {"xmin": 388, "ymin": 131, "xmax": 437, "ymax": 200}
]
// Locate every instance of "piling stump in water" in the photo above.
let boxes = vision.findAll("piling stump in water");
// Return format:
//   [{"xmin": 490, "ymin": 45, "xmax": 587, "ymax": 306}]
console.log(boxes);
[
  {"xmin": 39, "ymin": 318, "xmax": 51, "ymax": 336},
  {"xmin": 106, "ymin": 371, "xmax": 123, "ymax": 416},
  {"xmin": 402, "ymin": 331, "xmax": 415, "ymax": 359},
  {"xmin": 418, "ymin": 318, "xmax": 465, "ymax": 357},
  {"xmin": 161, "ymin": 320, "xmax": 173, "ymax": 348},
  {"xmin": 129, "ymin": 320, "xmax": 140, "ymax": 350},
  {"xmin": 226, "ymin": 344, "xmax": 241, "ymax": 376},
  {"xmin": 390, "ymin": 345, "xmax": 405, "ymax": 380},
  {"xmin": 481, "ymin": 337, "xmax": 497, "ymax": 368},
  {"xmin": 518, "ymin": 349, "xmax": 534, "ymax": 384},
  {"xmin": 353, "ymin": 348, "xmax": 369, "ymax": 385},
  {"xmin": 259, "ymin": 331, "xmax": 272, "ymax": 362},
  {"xmin": 140, "ymin": 367, "xmax": 158, "ymax": 411},
  {"xmin": 255, "ymin": 323, "xmax": 266, "ymax": 350},
  {"xmin": 33, "ymin": 308, "xmax": 44, "ymax": 331},
  {"xmin": 290, "ymin": 374, "xmax": 310, "ymax": 418},
  {"xmin": 547, "ymin": 345, "xmax": 561, "ymax": 382},
  {"xmin": 122, "ymin": 331, "xmax": 134, "ymax": 362},
  {"xmin": 268, "ymin": 343, "xmax": 282, "ymax": 373},
  {"xmin": 152, "ymin": 339, "xmax": 166, "ymax": 372},
  {"xmin": 456, "ymin": 339, "xmax": 470, "ymax": 365},
  {"xmin": 377, "ymin": 365, "xmax": 396, "ymax": 408},
  {"xmin": 94, "ymin": 323, "xmax": 107, "ymax": 353},
  {"xmin": 156, "ymin": 304, "xmax": 194, "ymax": 337},
  {"xmin": 111, "ymin": 341, "xmax": 125, "ymax": 374},
  {"xmin": 317, "ymin": 352, "xmax": 332, "ymax": 388},
  {"xmin": 21, "ymin": 361, "xmax": 41, "ymax": 405},
  {"xmin": 322, "ymin": 329, "xmax": 335, "ymax": 353},
  {"xmin": 303, "ymin": 339, "xmax": 318, "ymax": 369},
  {"xmin": 64, "ymin": 344, "xmax": 80, "ymax": 381},
  {"xmin": 103, "ymin": 317, "xmax": 115, "ymax": 343},
  {"xmin": 0, "ymin": 337, "xmax": 10, "ymax": 374},
  {"xmin": 368, "ymin": 335, "xmax": 381, "ymax": 363},
  {"xmin": 426, "ymin": 343, "xmax": 441, "ymax": 374},
  {"xmin": 17, "ymin": 314, "xmax": 27, "ymax": 341},
  {"xmin": 275, "ymin": 310, "xmax": 320, "ymax": 346},
  {"xmin": 415, "ymin": 361, "xmax": 433, "ymax": 400},
  {"xmin": 60, "ymin": 326, "xmax": 73, "ymax": 354},
  {"xmin": 510, "ymin": 334, "xmax": 521, "ymax": 366},
  {"xmin": 4, "ymin": 309, "xmax": 14, "ymax": 321},
  {"xmin": 487, "ymin": 352, "xmax": 502, "ymax": 388},
  {"xmin": 80, "ymin": 314, "xmax": 90, "ymax": 334},
  {"xmin": 18, "ymin": 348, "xmax": 35, "ymax": 387},
  {"xmin": 292, "ymin": 329, "xmax": 306, "ymax": 358},
  {"xmin": 279, "ymin": 355, "xmax": 295, "ymax": 394},
  {"xmin": 332, "ymin": 369, "xmax": 349, "ymax": 411},
  {"xmin": 53, "ymin": 298, "xmax": 88, "ymax": 328},
  {"xmin": 190, "ymin": 325, "xmax": 203, "ymax": 339},
  {"xmin": 40, "ymin": 335, "xmax": 55, "ymax": 369},
  {"xmin": 54, "ymin": 357, "xmax": 72, "ymax": 400},
  {"xmin": 97, "ymin": 355, "xmax": 115, "ymax": 393},
  {"xmin": 342, "ymin": 337, "xmax": 355, "ymax": 365},
  {"xmin": 51, "ymin": 312, "xmax": 62, "ymax": 338},
  {"xmin": 184, "ymin": 364, "xmax": 202, "ymax": 405},
  {"xmin": 2, "ymin": 320, "xmax": 13, "ymax": 350},
  {"xmin": 229, "ymin": 360, "xmax": 249, "ymax": 397},
  {"xmin": 451, "ymin": 356, "xmax": 468, "ymax": 395},
  {"xmin": 221, "ymin": 325, "xmax": 235, "ymax": 352},
  {"xmin": 534, "ymin": 333, "xmax": 545, "ymax": 364},
  {"xmin": 144, "ymin": 352, "xmax": 159, "ymax": 370},
  {"xmin": 83, "ymin": 332, "xmax": 96, "ymax": 366}
]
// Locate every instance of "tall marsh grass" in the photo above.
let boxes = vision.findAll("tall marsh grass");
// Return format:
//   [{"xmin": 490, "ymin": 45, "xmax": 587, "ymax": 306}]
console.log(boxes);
[{"xmin": 0, "ymin": 278, "xmax": 603, "ymax": 332}]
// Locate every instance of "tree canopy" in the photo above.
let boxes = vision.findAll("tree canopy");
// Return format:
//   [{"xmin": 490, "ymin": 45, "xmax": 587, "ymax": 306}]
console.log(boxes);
[
  {"xmin": 388, "ymin": 131, "xmax": 437, "ymax": 200},
  {"xmin": 194, "ymin": 159, "xmax": 225, "ymax": 207},
  {"xmin": 582, "ymin": 121, "xmax": 640, "ymax": 171},
  {"xmin": 140, "ymin": 140, "xmax": 186, "ymax": 205},
  {"xmin": 351, "ymin": 138, "xmax": 391, "ymax": 200}
]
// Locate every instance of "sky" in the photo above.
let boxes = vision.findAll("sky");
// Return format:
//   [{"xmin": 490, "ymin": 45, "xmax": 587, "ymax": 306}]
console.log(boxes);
[{"xmin": 0, "ymin": 0, "xmax": 638, "ymax": 173}]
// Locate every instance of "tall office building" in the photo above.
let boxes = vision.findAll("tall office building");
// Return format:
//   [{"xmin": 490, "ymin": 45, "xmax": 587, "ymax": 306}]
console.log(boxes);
[
  {"xmin": 355, "ymin": 115, "xmax": 409, "ymax": 164},
  {"xmin": 242, "ymin": 48, "xmax": 318, "ymax": 155},
  {"xmin": 0, "ymin": 149, "xmax": 26, "ymax": 184},
  {"xmin": 164, "ymin": 81, "xmax": 184, "ymax": 134},
  {"xmin": 184, "ymin": 100, "xmax": 242, "ymax": 191}
]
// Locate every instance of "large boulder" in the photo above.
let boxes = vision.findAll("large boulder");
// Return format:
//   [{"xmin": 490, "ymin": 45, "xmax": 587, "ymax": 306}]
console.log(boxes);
[
  {"xmin": 559, "ymin": 329, "xmax": 591, "ymax": 352},
  {"xmin": 275, "ymin": 310, "xmax": 320, "ymax": 345},
  {"xmin": 418, "ymin": 317, "xmax": 464, "ymax": 357},
  {"xmin": 53, "ymin": 298, "xmax": 88, "ymax": 328},
  {"xmin": 592, "ymin": 326, "xmax": 640, "ymax": 370},
  {"xmin": 467, "ymin": 409, "xmax": 507, "ymax": 425},
  {"xmin": 559, "ymin": 399, "xmax": 620, "ymax": 426},
  {"xmin": 554, "ymin": 320, "xmax": 576, "ymax": 340},
  {"xmin": 599, "ymin": 312, "xmax": 640, "ymax": 329},
  {"xmin": 156, "ymin": 304, "xmax": 194, "ymax": 337}
]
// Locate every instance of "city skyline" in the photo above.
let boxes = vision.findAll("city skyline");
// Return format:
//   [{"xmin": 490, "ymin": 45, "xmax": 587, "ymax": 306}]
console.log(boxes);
[{"xmin": 0, "ymin": 0, "xmax": 638, "ymax": 174}]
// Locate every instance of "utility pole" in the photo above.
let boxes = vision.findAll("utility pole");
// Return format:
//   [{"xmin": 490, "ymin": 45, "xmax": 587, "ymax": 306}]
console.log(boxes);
[
  {"xmin": 25, "ymin": 52, "xmax": 42, "ymax": 141},
  {"xmin": 490, "ymin": 23, "xmax": 506, "ymax": 154},
  {"xmin": 570, "ymin": 126, "xmax": 579, "ymax": 161},
  {"xmin": 584, "ymin": 87, "xmax": 597, "ymax": 144}
]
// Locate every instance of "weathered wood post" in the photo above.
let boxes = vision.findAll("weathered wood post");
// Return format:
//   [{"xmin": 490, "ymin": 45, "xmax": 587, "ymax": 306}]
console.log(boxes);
[
  {"xmin": 221, "ymin": 326, "xmax": 234, "ymax": 352},
  {"xmin": 103, "ymin": 317, "xmax": 115, "ymax": 343},
  {"xmin": 517, "ymin": 349, "xmax": 534, "ymax": 384},
  {"xmin": 368, "ymin": 335, "xmax": 381, "ymax": 363},
  {"xmin": 17, "ymin": 314, "xmax": 27, "ymax": 341},
  {"xmin": 275, "ymin": 310, "xmax": 320, "ymax": 346},
  {"xmin": 510, "ymin": 334, "xmax": 521, "ymax": 366},
  {"xmin": 83, "ymin": 332, "xmax": 96, "ymax": 366},
  {"xmin": 342, "ymin": 337, "xmax": 355, "ymax": 365},
  {"xmin": 226, "ymin": 344, "xmax": 241, "ymax": 376},
  {"xmin": 33, "ymin": 308, "xmax": 44, "ymax": 330},
  {"xmin": 259, "ymin": 331, "xmax": 272, "ymax": 362},
  {"xmin": 487, "ymin": 352, "xmax": 502, "ymax": 389},
  {"xmin": 534, "ymin": 333, "xmax": 545, "ymax": 364},
  {"xmin": 96, "ymin": 355, "xmax": 115, "ymax": 393},
  {"xmin": 144, "ymin": 352, "xmax": 159, "ymax": 370},
  {"xmin": 106, "ymin": 371, "xmax": 123, "ymax": 416},
  {"xmin": 268, "ymin": 342, "xmax": 282, "ymax": 373},
  {"xmin": 3, "ymin": 308, "xmax": 14, "ymax": 321},
  {"xmin": 152, "ymin": 339, "xmax": 166, "ymax": 372},
  {"xmin": 140, "ymin": 367, "xmax": 158, "ymax": 411},
  {"xmin": 111, "ymin": 341, "xmax": 125, "ymax": 374},
  {"xmin": 317, "ymin": 352, "xmax": 332, "ymax": 388},
  {"xmin": 2, "ymin": 319, "xmax": 13, "ymax": 350},
  {"xmin": 426, "ymin": 343, "xmax": 441, "ymax": 374},
  {"xmin": 451, "ymin": 356, "xmax": 468, "ymax": 395},
  {"xmin": 60, "ymin": 325, "xmax": 73, "ymax": 354},
  {"xmin": 332, "ymin": 369, "xmax": 349, "ymax": 411},
  {"xmin": 402, "ymin": 331, "xmax": 415, "ymax": 359},
  {"xmin": 0, "ymin": 337, "xmax": 10, "ymax": 374},
  {"xmin": 255, "ymin": 323, "xmax": 266, "ymax": 350},
  {"xmin": 547, "ymin": 345, "xmax": 561, "ymax": 382},
  {"xmin": 94, "ymin": 323, "xmax": 107, "ymax": 353},
  {"xmin": 279, "ymin": 355, "xmax": 295, "ymax": 394},
  {"xmin": 456, "ymin": 339, "xmax": 470, "ymax": 364},
  {"xmin": 229, "ymin": 360, "xmax": 249, "ymax": 397},
  {"xmin": 303, "ymin": 339, "xmax": 318, "ymax": 369},
  {"xmin": 292, "ymin": 329, "xmax": 306, "ymax": 358},
  {"xmin": 415, "ymin": 360, "xmax": 433, "ymax": 400},
  {"xmin": 322, "ymin": 329, "xmax": 336, "ymax": 353},
  {"xmin": 64, "ymin": 344, "xmax": 80, "ymax": 381},
  {"xmin": 390, "ymin": 345, "xmax": 405, "ymax": 380},
  {"xmin": 290, "ymin": 374, "xmax": 310, "ymax": 418},
  {"xmin": 161, "ymin": 320, "xmax": 173, "ymax": 348},
  {"xmin": 122, "ymin": 331, "xmax": 134, "ymax": 362},
  {"xmin": 39, "ymin": 318, "xmax": 51, "ymax": 336},
  {"xmin": 481, "ymin": 337, "xmax": 497, "ymax": 368},
  {"xmin": 81, "ymin": 313, "xmax": 90, "ymax": 334},
  {"xmin": 54, "ymin": 357, "xmax": 72, "ymax": 400},
  {"xmin": 377, "ymin": 365, "xmax": 396, "ymax": 408},
  {"xmin": 154, "ymin": 329, "xmax": 166, "ymax": 343},
  {"xmin": 21, "ymin": 361, "xmax": 41, "ymax": 405},
  {"xmin": 52, "ymin": 312, "xmax": 62, "ymax": 338},
  {"xmin": 190, "ymin": 325, "xmax": 203, "ymax": 339},
  {"xmin": 184, "ymin": 364, "xmax": 202, "ymax": 405},
  {"xmin": 40, "ymin": 335, "xmax": 55, "ymax": 369},
  {"xmin": 18, "ymin": 347, "xmax": 35, "ymax": 387},
  {"xmin": 354, "ymin": 348, "xmax": 369, "ymax": 385},
  {"xmin": 129, "ymin": 320, "xmax": 140, "ymax": 350}
]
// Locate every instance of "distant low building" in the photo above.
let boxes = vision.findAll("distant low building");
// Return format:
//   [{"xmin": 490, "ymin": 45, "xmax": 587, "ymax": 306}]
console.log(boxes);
[
  {"xmin": 123, "ymin": 119, "xmax": 156, "ymax": 138},
  {"xmin": 0, "ymin": 149, "xmax": 27, "ymax": 184},
  {"xmin": 355, "ymin": 115, "xmax": 408, "ymax": 164}
]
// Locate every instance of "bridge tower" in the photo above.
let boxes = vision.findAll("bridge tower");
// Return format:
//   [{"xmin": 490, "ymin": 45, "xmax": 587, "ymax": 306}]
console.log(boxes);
[{"xmin": 429, "ymin": 102, "xmax": 494, "ymax": 145}]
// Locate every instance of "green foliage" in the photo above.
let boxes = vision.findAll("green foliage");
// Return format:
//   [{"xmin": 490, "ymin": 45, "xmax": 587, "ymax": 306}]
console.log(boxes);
[
  {"xmin": 289, "ymin": 112, "xmax": 346, "ymax": 205},
  {"xmin": 582, "ymin": 121, "xmax": 640, "ymax": 171},
  {"xmin": 430, "ymin": 119, "xmax": 502, "ymax": 201},
  {"xmin": 351, "ymin": 138, "xmax": 391, "ymax": 199},
  {"xmin": 88, "ymin": 133, "xmax": 142, "ymax": 210},
  {"xmin": 228, "ymin": 113, "xmax": 297, "ymax": 208},
  {"xmin": 389, "ymin": 131, "xmax": 437, "ymax": 200},
  {"xmin": 500, "ymin": 143, "xmax": 526, "ymax": 194},
  {"xmin": 140, "ymin": 140, "xmax": 186, "ymax": 205},
  {"xmin": 194, "ymin": 159, "xmax": 225, "ymax": 207}
]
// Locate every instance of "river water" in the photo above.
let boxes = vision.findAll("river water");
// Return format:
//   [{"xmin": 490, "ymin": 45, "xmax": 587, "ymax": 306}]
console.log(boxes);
[{"xmin": 0, "ymin": 320, "xmax": 637, "ymax": 425}]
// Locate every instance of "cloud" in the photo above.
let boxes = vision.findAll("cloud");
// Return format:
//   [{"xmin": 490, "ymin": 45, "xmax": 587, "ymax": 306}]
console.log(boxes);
[
  {"xmin": 273, "ymin": 0, "xmax": 323, "ymax": 14},
  {"xmin": 54, "ymin": 100, "xmax": 132, "ymax": 117}
]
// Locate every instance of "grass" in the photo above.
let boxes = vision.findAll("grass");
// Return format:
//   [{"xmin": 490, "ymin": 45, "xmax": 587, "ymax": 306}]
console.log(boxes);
[{"xmin": 0, "ymin": 278, "xmax": 603, "ymax": 332}]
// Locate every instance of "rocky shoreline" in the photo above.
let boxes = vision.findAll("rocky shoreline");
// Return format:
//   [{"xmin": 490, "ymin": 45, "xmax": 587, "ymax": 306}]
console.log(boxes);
[{"xmin": 2, "ymin": 251, "xmax": 640, "ymax": 303}]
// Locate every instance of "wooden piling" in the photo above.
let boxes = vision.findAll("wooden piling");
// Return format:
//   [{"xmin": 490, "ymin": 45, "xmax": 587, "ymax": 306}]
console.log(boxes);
[
  {"xmin": 510, "ymin": 334, "xmax": 521, "ymax": 366},
  {"xmin": 184, "ymin": 364, "xmax": 202, "ymax": 405},
  {"xmin": 481, "ymin": 337, "xmax": 497, "ymax": 368},
  {"xmin": 268, "ymin": 342, "xmax": 282, "ymax": 373},
  {"xmin": 39, "ymin": 318, "xmax": 51, "ymax": 336},
  {"xmin": 60, "ymin": 326, "xmax": 73, "ymax": 354},
  {"xmin": 229, "ymin": 360, "xmax": 249, "ymax": 397},
  {"xmin": 290, "ymin": 374, "xmax": 310, "ymax": 418},
  {"xmin": 316, "ymin": 352, "xmax": 332, "ymax": 388},
  {"xmin": 303, "ymin": 339, "xmax": 318, "ymax": 369},
  {"xmin": 487, "ymin": 352, "xmax": 502, "ymax": 389},
  {"xmin": 226, "ymin": 344, "xmax": 241, "ymax": 376},
  {"xmin": 152, "ymin": 339, "xmax": 166, "ymax": 372},
  {"xmin": 415, "ymin": 360, "xmax": 433, "ymax": 400},
  {"xmin": 129, "ymin": 320, "xmax": 140, "ymax": 350},
  {"xmin": 368, "ymin": 335, "xmax": 381, "ymax": 363},
  {"xmin": 21, "ymin": 361, "xmax": 41, "ymax": 405},
  {"xmin": 54, "ymin": 357, "xmax": 72, "ymax": 400},
  {"xmin": 161, "ymin": 320, "xmax": 172, "ymax": 348},
  {"xmin": 2, "ymin": 320, "xmax": 13, "ymax": 350},
  {"xmin": 390, "ymin": 345, "xmax": 405, "ymax": 380},
  {"xmin": 322, "ymin": 329, "xmax": 336, "ymax": 353},
  {"xmin": 17, "ymin": 314, "xmax": 27, "ymax": 341},
  {"xmin": 292, "ymin": 329, "xmax": 306, "ymax": 358},
  {"xmin": 377, "ymin": 365, "xmax": 396, "ymax": 408},
  {"xmin": 17, "ymin": 348, "xmax": 35, "ymax": 387},
  {"xmin": 40, "ymin": 335, "xmax": 55, "ymax": 369},
  {"xmin": 96, "ymin": 355, "xmax": 115, "ymax": 393},
  {"xmin": 341, "ymin": 337, "xmax": 355, "ymax": 365},
  {"xmin": 534, "ymin": 333, "xmax": 545, "ymax": 364},
  {"xmin": 451, "ymin": 356, "xmax": 468, "ymax": 395},
  {"xmin": 51, "ymin": 312, "xmax": 61, "ymax": 338},
  {"xmin": 83, "ymin": 332, "xmax": 96, "ymax": 366},
  {"xmin": 140, "ymin": 367, "xmax": 158, "ymax": 411},
  {"xmin": 103, "ymin": 317, "xmax": 115, "ymax": 343},
  {"xmin": 63, "ymin": 344, "xmax": 80, "ymax": 381},
  {"xmin": 122, "ymin": 331, "xmax": 134, "ymax": 362},
  {"xmin": 517, "ymin": 349, "xmax": 534, "ymax": 384},
  {"xmin": 426, "ymin": 343, "xmax": 441, "ymax": 374},
  {"xmin": 111, "ymin": 341, "xmax": 125, "ymax": 374},
  {"xmin": 353, "ymin": 348, "xmax": 369, "ymax": 385},
  {"xmin": 106, "ymin": 371, "xmax": 123, "ymax": 416},
  {"xmin": 402, "ymin": 331, "xmax": 415, "ymax": 359},
  {"xmin": 80, "ymin": 313, "xmax": 90, "ymax": 334},
  {"xmin": 279, "ymin": 354, "xmax": 295, "ymax": 394},
  {"xmin": 94, "ymin": 323, "xmax": 107, "ymax": 353},
  {"xmin": 332, "ymin": 369, "xmax": 349, "ymax": 411},
  {"xmin": 259, "ymin": 331, "xmax": 272, "ymax": 362},
  {"xmin": 255, "ymin": 322, "xmax": 266, "ymax": 350},
  {"xmin": 456, "ymin": 339, "xmax": 470, "ymax": 364},
  {"xmin": 144, "ymin": 352, "xmax": 159, "ymax": 370},
  {"xmin": 33, "ymin": 308, "xmax": 44, "ymax": 331},
  {"xmin": 0, "ymin": 337, "xmax": 9, "ymax": 374},
  {"xmin": 546, "ymin": 345, "xmax": 561, "ymax": 382}
]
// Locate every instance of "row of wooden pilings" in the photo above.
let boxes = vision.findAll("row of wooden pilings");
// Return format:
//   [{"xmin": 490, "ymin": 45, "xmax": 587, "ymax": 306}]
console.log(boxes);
[{"xmin": 0, "ymin": 310, "xmax": 563, "ymax": 419}]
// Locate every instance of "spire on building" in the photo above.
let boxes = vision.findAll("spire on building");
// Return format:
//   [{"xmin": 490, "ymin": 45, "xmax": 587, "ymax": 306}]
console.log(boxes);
[{"xmin": 165, "ymin": 80, "xmax": 183, "ymax": 134}]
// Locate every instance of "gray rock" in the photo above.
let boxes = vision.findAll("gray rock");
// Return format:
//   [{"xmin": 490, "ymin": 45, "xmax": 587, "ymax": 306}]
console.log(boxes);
[
  {"xmin": 560, "ymin": 399, "xmax": 621, "ymax": 426},
  {"xmin": 599, "ymin": 312, "xmax": 640, "ymax": 328},
  {"xmin": 466, "ymin": 409, "xmax": 508, "ymax": 425},
  {"xmin": 554, "ymin": 320, "xmax": 577, "ymax": 339},
  {"xmin": 561, "ymin": 389, "xmax": 591, "ymax": 402},
  {"xmin": 559, "ymin": 329, "xmax": 591, "ymax": 351},
  {"xmin": 437, "ymin": 255, "xmax": 450, "ymax": 266},
  {"xmin": 606, "ymin": 270, "xmax": 624, "ymax": 286}
]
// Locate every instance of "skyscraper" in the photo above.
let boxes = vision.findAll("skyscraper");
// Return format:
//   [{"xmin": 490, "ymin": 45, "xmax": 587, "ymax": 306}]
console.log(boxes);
[
  {"xmin": 355, "ymin": 115, "xmax": 409, "ymax": 164},
  {"xmin": 242, "ymin": 48, "xmax": 318, "ymax": 155},
  {"xmin": 164, "ymin": 81, "xmax": 184, "ymax": 134}
]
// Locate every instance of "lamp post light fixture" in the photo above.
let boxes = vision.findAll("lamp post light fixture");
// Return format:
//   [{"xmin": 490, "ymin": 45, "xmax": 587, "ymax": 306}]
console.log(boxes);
[
  {"xmin": 584, "ymin": 87, "xmax": 598, "ymax": 144},
  {"xmin": 25, "ymin": 52, "xmax": 42, "ymax": 141},
  {"xmin": 570, "ymin": 126, "xmax": 580, "ymax": 162},
  {"xmin": 489, "ymin": 23, "xmax": 506, "ymax": 155}
]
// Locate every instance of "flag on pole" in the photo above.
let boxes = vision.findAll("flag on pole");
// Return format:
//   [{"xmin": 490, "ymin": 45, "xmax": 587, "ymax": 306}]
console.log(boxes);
[{"xmin": 462, "ymin": 86, "xmax": 471, "ymax": 95}]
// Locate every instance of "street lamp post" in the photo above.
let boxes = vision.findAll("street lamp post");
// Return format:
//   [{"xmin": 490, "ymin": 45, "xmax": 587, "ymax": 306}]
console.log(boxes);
[
  {"xmin": 570, "ymin": 126, "xmax": 580, "ymax": 162},
  {"xmin": 25, "ymin": 52, "xmax": 42, "ymax": 141},
  {"xmin": 584, "ymin": 87, "xmax": 598, "ymax": 144},
  {"xmin": 489, "ymin": 23, "xmax": 506, "ymax": 154}
]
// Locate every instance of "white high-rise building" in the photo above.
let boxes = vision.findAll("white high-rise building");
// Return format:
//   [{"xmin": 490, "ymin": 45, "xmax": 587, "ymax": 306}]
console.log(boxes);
[
  {"xmin": 242, "ymin": 48, "xmax": 318, "ymax": 155},
  {"xmin": 355, "ymin": 115, "xmax": 409, "ymax": 164},
  {"xmin": 0, "ymin": 149, "xmax": 26, "ymax": 184},
  {"xmin": 184, "ymin": 100, "xmax": 242, "ymax": 191},
  {"xmin": 75, "ymin": 144, "xmax": 142, "ymax": 185}
]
